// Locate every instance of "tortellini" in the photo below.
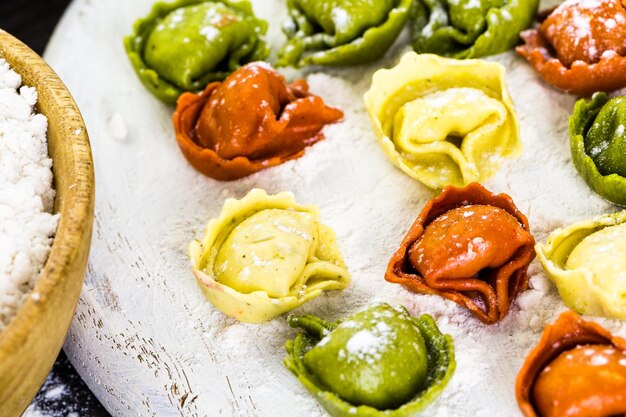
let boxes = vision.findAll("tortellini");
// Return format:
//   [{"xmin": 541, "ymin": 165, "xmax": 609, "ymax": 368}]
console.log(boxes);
[
  {"xmin": 536, "ymin": 211, "xmax": 626, "ymax": 320},
  {"xmin": 516, "ymin": 311, "xmax": 626, "ymax": 417},
  {"xmin": 517, "ymin": 0, "xmax": 626, "ymax": 95},
  {"xmin": 277, "ymin": 0, "xmax": 413, "ymax": 67},
  {"xmin": 285, "ymin": 303, "xmax": 455, "ymax": 417},
  {"xmin": 189, "ymin": 189, "xmax": 350, "ymax": 323},
  {"xmin": 386, "ymin": 182, "xmax": 535, "ymax": 324},
  {"xmin": 364, "ymin": 52, "xmax": 520, "ymax": 189},
  {"xmin": 570, "ymin": 92, "xmax": 626, "ymax": 206},
  {"xmin": 173, "ymin": 62, "xmax": 343, "ymax": 180},
  {"xmin": 412, "ymin": 0, "xmax": 539, "ymax": 58},
  {"xmin": 124, "ymin": 0, "xmax": 269, "ymax": 104}
]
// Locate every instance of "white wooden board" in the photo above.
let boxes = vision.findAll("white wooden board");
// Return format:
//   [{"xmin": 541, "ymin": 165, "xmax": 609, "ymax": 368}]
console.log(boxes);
[{"xmin": 43, "ymin": 1, "xmax": 626, "ymax": 416}]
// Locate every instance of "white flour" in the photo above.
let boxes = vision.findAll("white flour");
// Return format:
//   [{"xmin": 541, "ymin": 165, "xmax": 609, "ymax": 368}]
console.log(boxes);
[
  {"xmin": 23, "ymin": 351, "xmax": 105, "ymax": 417},
  {"xmin": 44, "ymin": 0, "xmax": 626, "ymax": 415},
  {"xmin": 0, "ymin": 58, "xmax": 58, "ymax": 332}
]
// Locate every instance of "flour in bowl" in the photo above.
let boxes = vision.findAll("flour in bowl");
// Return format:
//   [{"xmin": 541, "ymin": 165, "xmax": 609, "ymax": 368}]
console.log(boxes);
[{"xmin": 0, "ymin": 58, "xmax": 59, "ymax": 332}]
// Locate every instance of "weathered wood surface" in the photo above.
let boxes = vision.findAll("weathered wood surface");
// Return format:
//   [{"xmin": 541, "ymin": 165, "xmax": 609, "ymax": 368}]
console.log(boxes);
[{"xmin": 43, "ymin": 0, "xmax": 623, "ymax": 416}]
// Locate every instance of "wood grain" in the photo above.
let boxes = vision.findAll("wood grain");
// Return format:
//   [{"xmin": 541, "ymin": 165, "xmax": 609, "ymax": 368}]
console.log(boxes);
[{"xmin": 0, "ymin": 30, "xmax": 94, "ymax": 417}]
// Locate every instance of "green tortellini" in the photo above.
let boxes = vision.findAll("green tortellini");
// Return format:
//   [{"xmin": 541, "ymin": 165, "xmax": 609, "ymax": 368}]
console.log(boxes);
[
  {"xmin": 189, "ymin": 189, "xmax": 350, "ymax": 323},
  {"xmin": 277, "ymin": 0, "xmax": 413, "ymax": 67},
  {"xmin": 536, "ymin": 212, "xmax": 626, "ymax": 320},
  {"xmin": 285, "ymin": 303, "xmax": 455, "ymax": 417},
  {"xmin": 411, "ymin": 0, "xmax": 539, "ymax": 58},
  {"xmin": 125, "ymin": 0, "xmax": 269, "ymax": 104},
  {"xmin": 570, "ymin": 92, "xmax": 626, "ymax": 206},
  {"xmin": 364, "ymin": 52, "xmax": 520, "ymax": 189}
]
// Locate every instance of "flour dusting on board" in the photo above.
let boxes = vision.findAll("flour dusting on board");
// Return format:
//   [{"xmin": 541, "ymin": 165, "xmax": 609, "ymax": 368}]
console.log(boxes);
[
  {"xmin": 42, "ymin": 0, "xmax": 626, "ymax": 416},
  {"xmin": 0, "ymin": 58, "xmax": 58, "ymax": 332},
  {"xmin": 23, "ymin": 352, "xmax": 107, "ymax": 417}
]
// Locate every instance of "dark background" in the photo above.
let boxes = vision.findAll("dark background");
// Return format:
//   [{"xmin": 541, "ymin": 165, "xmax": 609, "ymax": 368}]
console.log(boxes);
[
  {"xmin": 1, "ymin": 1, "xmax": 110, "ymax": 416},
  {"xmin": 1, "ymin": 0, "xmax": 71, "ymax": 55}
]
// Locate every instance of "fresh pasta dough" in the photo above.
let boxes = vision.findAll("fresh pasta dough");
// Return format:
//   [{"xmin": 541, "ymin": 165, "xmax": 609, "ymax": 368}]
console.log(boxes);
[
  {"xmin": 173, "ymin": 62, "xmax": 343, "ymax": 180},
  {"xmin": 517, "ymin": 0, "xmax": 626, "ymax": 95},
  {"xmin": 386, "ymin": 183, "xmax": 535, "ymax": 324},
  {"xmin": 570, "ymin": 92, "xmax": 626, "ymax": 206},
  {"xmin": 285, "ymin": 304, "xmax": 455, "ymax": 417},
  {"xmin": 189, "ymin": 189, "xmax": 350, "ymax": 323},
  {"xmin": 412, "ymin": 0, "xmax": 539, "ymax": 59},
  {"xmin": 213, "ymin": 210, "xmax": 318, "ymax": 297},
  {"xmin": 536, "ymin": 211, "xmax": 626, "ymax": 320},
  {"xmin": 125, "ymin": 0, "xmax": 269, "ymax": 104},
  {"xmin": 516, "ymin": 311, "xmax": 626, "ymax": 417},
  {"xmin": 364, "ymin": 52, "xmax": 520, "ymax": 189},
  {"xmin": 277, "ymin": 0, "xmax": 413, "ymax": 67}
]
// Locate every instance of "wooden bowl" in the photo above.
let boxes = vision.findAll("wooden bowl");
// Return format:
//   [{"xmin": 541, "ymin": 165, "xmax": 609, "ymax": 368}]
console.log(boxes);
[{"xmin": 0, "ymin": 31, "xmax": 95, "ymax": 416}]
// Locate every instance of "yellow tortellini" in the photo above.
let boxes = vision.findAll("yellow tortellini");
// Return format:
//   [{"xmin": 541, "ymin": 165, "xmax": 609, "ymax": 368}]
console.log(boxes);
[
  {"xmin": 189, "ymin": 189, "xmax": 350, "ymax": 323},
  {"xmin": 364, "ymin": 52, "xmax": 521, "ymax": 189},
  {"xmin": 536, "ymin": 212, "xmax": 626, "ymax": 320}
]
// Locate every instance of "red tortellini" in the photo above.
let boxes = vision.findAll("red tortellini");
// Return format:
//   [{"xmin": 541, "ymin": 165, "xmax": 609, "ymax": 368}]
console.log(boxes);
[
  {"xmin": 385, "ymin": 183, "xmax": 535, "ymax": 324},
  {"xmin": 517, "ymin": 0, "xmax": 626, "ymax": 95},
  {"xmin": 173, "ymin": 62, "xmax": 343, "ymax": 180},
  {"xmin": 516, "ymin": 311, "xmax": 626, "ymax": 417}
]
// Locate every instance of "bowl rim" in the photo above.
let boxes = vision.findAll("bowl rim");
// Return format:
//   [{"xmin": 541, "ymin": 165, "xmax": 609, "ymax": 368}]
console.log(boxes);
[{"xmin": 0, "ymin": 30, "xmax": 95, "ymax": 362}]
